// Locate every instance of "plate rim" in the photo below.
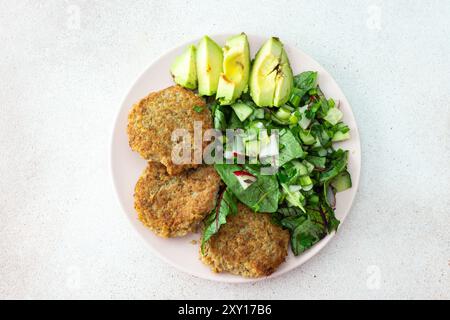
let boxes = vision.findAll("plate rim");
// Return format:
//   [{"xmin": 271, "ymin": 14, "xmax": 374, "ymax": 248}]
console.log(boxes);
[{"xmin": 110, "ymin": 33, "xmax": 361, "ymax": 283}]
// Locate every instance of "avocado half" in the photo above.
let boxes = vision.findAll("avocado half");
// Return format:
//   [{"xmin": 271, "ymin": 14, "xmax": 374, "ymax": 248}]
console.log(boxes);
[
  {"xmin": 216, "ymin": 33, "xmax": 251, "ymax": 105},
  {"xmin": 170, "ymin": 45, "xmax": 197, "ymax": 90},
  {"xmin": 196, "ymin": 36, "xmax": 223, "ymax": 96},
  {"xmin": 249, "ymin": 37, "xmax": 293, "ymax": 107}
]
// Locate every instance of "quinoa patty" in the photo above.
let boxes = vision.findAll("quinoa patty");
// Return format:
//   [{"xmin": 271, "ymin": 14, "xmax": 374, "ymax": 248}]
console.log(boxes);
[
  {"xmin": 201, "ymin": 203, "xmax": 290, "ymax": 277},
  {"xmin": 134, "ymin": 163, "xmax": 221, "ymax": 238},
  {"xmin": 127, "ymin": 86, "xmax": 211, "ymax": 175}
]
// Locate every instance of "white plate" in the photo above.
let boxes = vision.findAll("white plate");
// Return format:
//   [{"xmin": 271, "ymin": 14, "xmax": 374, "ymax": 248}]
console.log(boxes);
[{"xmin": 110, "ymin": 34, "xmax": 361, "ymax": 283}]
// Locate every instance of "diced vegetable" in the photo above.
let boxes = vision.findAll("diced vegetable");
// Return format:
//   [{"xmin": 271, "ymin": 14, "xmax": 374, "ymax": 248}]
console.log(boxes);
[
  {"xmin": 299, "ymin": 175, "xmax": 312, "ymax": 188},
  {"xmin": 293, "ymin": 161, "xmax": 309, "ymax": 176},
  {"xmin": 253, "ymin": 108, "xmax": 265, "ymax": 119},
  {"xmin": 306, "ymin": 155, "xmax": 327, "ymax": 169},
  {"xmin": 297, "ymin": 106, "xmax": 311, "ymax": 129},
  {"xmin": 289, "ymin": 114, "xmax": 299, "ymax": 124},
  {"xmin": 245, "ymin": 140, "xmax": 259, "ymax": 157},
  {"xmin": 331, "ymin": 171, "xmax": 352, "ymax": 192},
  {"xmin": 299, "ymin": 129, "xmax": 316, "ymax": 145},
  {"xmin": 259, "ymin": 131, "xmax": 279, "ymax": 158},
  {"xmin": 289, "ymin": 94, "xmax": 301, "ymax": 107},
  {"xmin": 231, "ymin": 102, "xmax": 254, "ymax": 122},
  {"xmin": 332, "ymin": 131, "xmax": 351, "ymax": 142},
  {"xmin": 275, "ymin": 107, "xmax": 291, "ymax": 120},
  {"xmin": 233, "ymin": 170, "xmax": 257, "ymax": 190},
  {"xmin": 281, "ymin": 183, "xmax": 306, "ymax": 213},
  {"xmin": 324, "ymin": 106, "xmax": 343, "ymax": 125}
]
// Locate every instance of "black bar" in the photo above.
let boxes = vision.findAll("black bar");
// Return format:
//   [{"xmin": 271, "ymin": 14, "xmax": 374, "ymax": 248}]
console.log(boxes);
[{"xmin": 0, "ymin": 300, "xmax": 447, "ymax": 318}]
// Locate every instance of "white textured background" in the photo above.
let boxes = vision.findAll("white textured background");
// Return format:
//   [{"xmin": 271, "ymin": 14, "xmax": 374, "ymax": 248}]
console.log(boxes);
[{"xmin": 1, "ymin": 0, "xmax": 449, "ymax": 300}]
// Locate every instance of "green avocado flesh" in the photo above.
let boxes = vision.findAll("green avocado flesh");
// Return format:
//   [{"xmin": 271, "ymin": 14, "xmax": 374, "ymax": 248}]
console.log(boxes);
[
  {"xmin": 216, "ymin": 33, "xmax": 251, "ymax": 105},
  {"xmin": 273, "ymin": 50, "xmax": 293, "ymax": 106},
  {"xmin": 249, "ymin": 37, "xmax": 294, "ymax": 107},
  {"xmin": 170, "ymin": 45, "xmax": 197, "ymax": 90},
  {"xmin": 196, "ymin": 36, "xmax": 223, "ymax": 96}
]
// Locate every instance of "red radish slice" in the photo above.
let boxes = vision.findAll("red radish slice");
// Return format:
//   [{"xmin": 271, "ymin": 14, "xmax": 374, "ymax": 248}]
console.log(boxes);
[{"xmin": 233, "ymin": 170, "xmax": 257, "ymax": 190}]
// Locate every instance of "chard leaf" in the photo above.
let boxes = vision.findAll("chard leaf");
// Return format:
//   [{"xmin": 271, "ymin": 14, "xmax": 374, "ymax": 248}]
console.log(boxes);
[
  {"xmin": 278, "ymin": 129, "xmax": 305, "ymax": 166},
  {"xmin": 306, "ymin": 155, "xmax": 327, "ymax": 169},
  {"xmin": 281, "ymin": 183, "xmax": 306, "ymax": 213},
  {"xmin": 214, "ymin": 107, "xmax": 227, "ymax": 130},
  {"xmin": 290, "ymin": 215, "xmax": 325, "ymax": 255},
  {"xmin": 277, "ymin": 208, "xmax": 326, "ymax": 256},
  {"xmin": 214, "ymin": 164, "xmax": 279, "ymax": 213},
  {"xmin": 293, "ymin": 71, "xmax": 318, "ymax": 98},
  {"xmin": 201, "ymin": 188, "xmax": 237, "ymax": 254},
  {"xmin": 228, "ymin": 111, "xmax": 244, "ymax": 129},
  {"xmin": 277, "ymin": 207, "xmax": 304, "ymax": 217},
  {"xmin": 320, "ymin": 150, "xmax": 349, "ymax": 183}
]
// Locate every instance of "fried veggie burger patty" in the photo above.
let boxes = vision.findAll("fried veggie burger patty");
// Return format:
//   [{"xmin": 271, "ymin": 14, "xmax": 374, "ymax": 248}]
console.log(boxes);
[
  {"xmin": 127, "ymin": 85, "xmax": 211, "ymax": 175},
  {"xmin": 134, "ymin": 163, "xmax": 221, "ymax": 238},
  {"xmin": 201, "ymin": 203, "xmax": 290, "ymax": 277}
]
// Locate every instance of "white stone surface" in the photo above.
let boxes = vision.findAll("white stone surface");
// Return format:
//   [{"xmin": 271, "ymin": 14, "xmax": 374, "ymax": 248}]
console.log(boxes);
[{"xmin": 0, "ymin": 0, "xmax": 449, "ymax": 300}]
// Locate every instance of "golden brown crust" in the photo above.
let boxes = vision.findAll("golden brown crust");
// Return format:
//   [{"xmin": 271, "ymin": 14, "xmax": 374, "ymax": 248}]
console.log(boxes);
[
  {"xmin": 127, "ymin": 86, "xmax": 211, "ymax": 175},
  {"xmin": 134, "ymin": 163, "xmax": 221, "ymax": 238},
  {"xmin": 201, "ymin": 203, "xmax": 290, "ymax": 277}
]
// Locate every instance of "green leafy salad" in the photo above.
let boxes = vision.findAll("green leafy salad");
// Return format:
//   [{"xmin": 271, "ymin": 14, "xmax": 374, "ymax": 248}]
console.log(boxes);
[{"xmin": 170, "ymin": 34, "xmax": 352, "ymax": 256}]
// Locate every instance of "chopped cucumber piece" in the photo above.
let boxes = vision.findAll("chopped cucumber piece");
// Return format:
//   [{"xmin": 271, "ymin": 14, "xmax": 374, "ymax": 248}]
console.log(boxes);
[
  {"xmin": 331, "ymin": 171, "xmax": 352, "ymax": 192},
  {"xmin": 289, "ymin": 114, "xmax": 299, "ymax": 124},
  {"xmin": 231, "ymin": 102, "xmax": 254, "ymax": 122},
  {"xmin": 271, "ymin": 115, "xmax": 289, "ymax": 125},
  {"xmin": 299, "ymin": 130, "xmax": 315, "ymax": 145},
  {"xmin": 253, "ymin": 108, "xmax": 265, "ymax": 119},
  {"xmin": 302, "ymin": 160, "xmax": 315, "ymax": 174},
  {"xmin": 275, "ymin": 107, "xmax": 291, "ymax": 120},
  {"xmin": 299, "ymin": 175, "xmax": 312, "ymax": 187},
  {"xmin": 293, "ymin": 161, "xmax": 309, "ymax": 176},
  {"xmin": 332, "ymin": 131, "xmax": 351, "ymax": 142},
  {"xmin": 316, "ymin": 147, "xmax": 328, "ymax": 157},
  {"xmin": 324, "ymin": 107, "xmax": 343, "ymax": 125},
  {"xmin": 297, "ymin": 105, "xmax": 311, "ymax": 129},
  {"xmin": 298, "ymin": 115, "xmax": 311, "ymax": 130},
  {"xmin": 245, "ymin": 140, "xmax": 259, "ymax": 157},
  {"xmin": 290, "ymin": 94, "xmax": 301, "ymax": 107},
  {"xmin": 282, "ymin": 104, "xmax": 294, "ymax": 112},
  {"xmin": 289, "ymin": 185, "xmax": 302, "ymax": 192},
  {"xmin": 313, "ymin": 138, "xmax": 322, "ymax": 148},
  {"xmin": 248, "ymin": 121, "xmax": 265, "ymax": 130},
  {"xmin": 306, "ymin": 155, "xmax": 326, "ymax": 169}
]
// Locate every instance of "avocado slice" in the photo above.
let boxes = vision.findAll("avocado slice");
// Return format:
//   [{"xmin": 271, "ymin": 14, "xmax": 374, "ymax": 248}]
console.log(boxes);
[
  {"xmin": 216, "ymin": 33, "xmax": 251, "ymax": 105},
  {"xmin": 216, "ymin": 74, "xmax": 236, "ymax": 104},
  {"xmin": 170, "ymin": 45, "xmax": 197, "ymax": 89},
  {"xmin": 196, "ymin": 36, "xmax": 223, "ymax": 96},
  {"xmin": 273, "ymin": 50, "xmax": 293, "ymax": 106},
  {"xmin": 249, "ymin": 37, "xmax": 293, "ymax": 107}
]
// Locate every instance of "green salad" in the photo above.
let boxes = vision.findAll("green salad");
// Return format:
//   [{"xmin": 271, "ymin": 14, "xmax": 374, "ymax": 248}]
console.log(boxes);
[{"xmin": 171, "ymin": 34, "xmax": 352, "ymax": 256}]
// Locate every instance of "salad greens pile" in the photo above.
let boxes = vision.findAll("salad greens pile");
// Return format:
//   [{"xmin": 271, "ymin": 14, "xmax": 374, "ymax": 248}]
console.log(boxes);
[{"xmin": 202, "ymin": 71, "xmax": 352, "ymax": 255}]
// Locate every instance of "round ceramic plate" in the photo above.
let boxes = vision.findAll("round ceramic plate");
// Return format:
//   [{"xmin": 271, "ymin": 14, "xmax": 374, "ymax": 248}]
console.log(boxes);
[{"xmin": 111, "ymin": 34, "xmax": 361, "ymax": 283}]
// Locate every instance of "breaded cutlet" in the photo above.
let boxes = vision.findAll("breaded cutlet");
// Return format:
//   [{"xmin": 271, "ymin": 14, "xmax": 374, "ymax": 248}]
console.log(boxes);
[
  {"xmin": 201, "ymin": 203, "xmax": 290, "ymax": 277},
  {"xmin": 127, "ymin": 86, "xmax": 212, "ymax": 175},
  {"xmin": 134, "ymin": 163, "xmax": 221, "ymax": 238}
]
